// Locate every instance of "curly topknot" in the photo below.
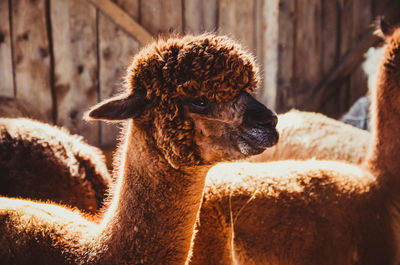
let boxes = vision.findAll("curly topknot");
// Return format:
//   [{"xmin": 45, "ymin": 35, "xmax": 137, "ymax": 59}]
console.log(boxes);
[
  {"xmin": 125, "ymin": 33, "xmax": 259, "ymax": 103},
  {"xmin": 122, "ymin": 34, "xmax": 260, "ymax": 168}
]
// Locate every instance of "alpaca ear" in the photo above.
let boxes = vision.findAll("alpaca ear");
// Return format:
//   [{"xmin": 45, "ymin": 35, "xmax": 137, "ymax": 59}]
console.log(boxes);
[
  {"xmin": 379, "ymin": 18, "xmax": 395, "ymax": 37},
  {"xmin": 85, "ymin": 90, "xmax": 149, "ymax": 121}
]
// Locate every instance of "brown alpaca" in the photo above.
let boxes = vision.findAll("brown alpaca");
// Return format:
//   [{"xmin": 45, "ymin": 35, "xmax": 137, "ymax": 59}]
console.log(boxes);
[
  {"xmin": 188, "ymin": 21, "xmax": 400, "ymax": 265},
  {"xmin": 0, "ymin": 34, "xmax": 278, "ymax": 264},
  {"xmin": 0, "ymin": 118, "xmax": 112, "ymax": 214},
  {"xmin": 0, "ymin": 108, "xmax": 369, "ymax": 217}
]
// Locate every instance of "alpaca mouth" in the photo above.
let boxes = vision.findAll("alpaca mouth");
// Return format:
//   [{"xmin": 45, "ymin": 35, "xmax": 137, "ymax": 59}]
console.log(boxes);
[{"xmin": 236, "ymin": 127, "xmax": 279, "ymax": 156}]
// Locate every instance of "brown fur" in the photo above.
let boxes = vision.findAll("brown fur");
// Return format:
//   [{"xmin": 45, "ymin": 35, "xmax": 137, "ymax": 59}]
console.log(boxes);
[
  {"xmin": 0, "ymin": 118, "xmax": 112, "ymax": 215},
  {"xmin": 0, "ymin": 34, "xmax": 278, "ymax": 264},
  {"xmin": 188, "ymin": 23, "xmax": 400, "ymax": 264},
  {"xmin": 0, "ymin": 108, "xmax": 369, "ymax": 218}
]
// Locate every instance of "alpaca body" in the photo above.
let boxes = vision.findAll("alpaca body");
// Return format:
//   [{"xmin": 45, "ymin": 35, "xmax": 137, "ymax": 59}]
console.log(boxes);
[
  {"xmin": 0, "ymin": 118, "xmax": 111, "ymax": 214},
  {"xmin": 0, "ymin": 122, "xmax": 211, "ymax": 264},
  {"xmin": 190, "ymin": 161, "xmax": 394, "ymax": 265},
  {"xmin": 189, "ymin": 22, "xmax": 400, "ymax": 264},
  {"xmin": 249, "ymin": 110, "xmax": 369, "ymax": 164},
  {"xmin": 0, "ymin": 34, "xmax": 278, "ymax": 264}
]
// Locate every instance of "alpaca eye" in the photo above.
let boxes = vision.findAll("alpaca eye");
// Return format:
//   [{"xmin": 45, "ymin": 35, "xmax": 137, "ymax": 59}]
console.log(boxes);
[{"xmin": 190, "ymin": 96, "xmax": 209, "ymax": 113}]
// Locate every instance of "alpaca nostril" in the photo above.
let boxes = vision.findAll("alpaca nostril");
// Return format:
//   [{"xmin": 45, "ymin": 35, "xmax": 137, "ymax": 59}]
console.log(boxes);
[
  {"xmin": 245, "ymin": 112, "xmax": 278, "ymax": 128},
  {"xmin": 255, "ymin": 114, "xmax": 277, "ymax": 128}
]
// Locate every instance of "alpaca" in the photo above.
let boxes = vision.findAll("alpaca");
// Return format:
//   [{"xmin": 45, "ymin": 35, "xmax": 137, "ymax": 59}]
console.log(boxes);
[
  {"xmin": 0, "ymin": 117, "xmax": 112, "ymax": 214},
  {"xmin": 249, "ymin": 109, "xmax": 369, "ymax": 164},
  {"xmin": 188, "ymin": 20, "xmax": 400, "ymax": 265},
  {"xmin": 0, "ymin": 34, "xmax": 279, "ymax": 264},
  {"xmin": 0, "ymin": 110, "xmax": 369, "ymax": 222}
]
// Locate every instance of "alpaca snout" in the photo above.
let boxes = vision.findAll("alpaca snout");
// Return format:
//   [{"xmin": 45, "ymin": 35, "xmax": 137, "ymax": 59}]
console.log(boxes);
[{"xmin": 244, "ymin": 105, "xmax": 278, "ymax": 130}]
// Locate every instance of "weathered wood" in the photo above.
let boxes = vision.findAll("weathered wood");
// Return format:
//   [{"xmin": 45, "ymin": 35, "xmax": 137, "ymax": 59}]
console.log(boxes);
[
  {"xmin": 140, "ymin": 0, "xmax": 183, "ymax": 36},
  {"xmin": 254, "ymin": 0, "xmax": 265, "ymax": 105},
  {"xmin": 276, "ymin": 0, "xmax": 295, "ymax": 112},
  {"xmin": 349, "ymin": 0, "xmax": 371, "ymax": 109},
  {"xmin": 51, "ymin": 0, "xmax": 99, "ymax": 145},
  {"xmin": 11, "ymin": 0, "xmax": 52, "ymax": 122},
  {"xmin": 259, "ymin": 0, "xmax": 279, "ymax": 110},
  {"xmin": 183, "ymin": 0, "xmax": 217, "ymax": 34},
  {"xmin": 218, "ymin": 0, "xmax": 255, "ymax": 52},
  {"xmin": 318, "ymin": 0, "xmax": 339, "ymax": 116},
  {"xmin": 99, "ymin": 0, "xmax": 140, "ymax": 147},
  {"xmin": 88, "ymin": 0, "xmax": 153, "ymax": 44},
  {"xmin": 308, "ymin": 0, "xmax": 400, "ymax": 112},
  {"xmin": 0, "ymin": 0, "xmax": 14, "ymax": 97},
  {"xmin": 294, "ymin": 0, "xmax": 322, "ymax": 111}
]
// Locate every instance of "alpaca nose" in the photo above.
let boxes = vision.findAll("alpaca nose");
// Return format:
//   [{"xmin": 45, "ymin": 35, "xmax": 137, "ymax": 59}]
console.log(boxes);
[
  {"xmin": 245, "ymin": 108, "xmax": 278, "ymax": 128},
  {"xmin": 256, "ymin": 113, "xmax": 278, "ymax": 128}
]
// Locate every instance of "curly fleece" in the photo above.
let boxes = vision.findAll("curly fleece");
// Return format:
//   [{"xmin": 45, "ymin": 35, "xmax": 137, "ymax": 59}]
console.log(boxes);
[{"xmin": 124, "ymin": 34, "xmax": 259, "ymax": 168}]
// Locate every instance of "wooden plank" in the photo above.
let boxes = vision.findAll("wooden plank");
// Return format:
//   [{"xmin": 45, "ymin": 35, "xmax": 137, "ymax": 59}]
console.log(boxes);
[
  {"xmin": 0, "ymin": 0, "xmax": 14, "ymax": 97},
  {"xmin": 337, "ymin": 0, "xmax": 354, "ymax": 116},
  {"xmin": 259, "ymin": 0, "xmax": 279, "ymax": 110},
  {"xmin": 183, "ymin": 0, "xmax": 217, "ymax": 34},
  {"xmin": 140, "ymin": 0, "xmax": 183, "ymax": 36},
  {"xmin": 11, "ymin": 0, "xmax": 52, "ymax": 122},
  {"xmin": 276, "ymin": 0, "xmax": 295, "ymax": 113},
  {"xmin": 372, "ymin": 0, "xmax": 391, "ymax": 17},
  {"xmin": 318, "ymin": 0, "xmax": 339, "ymax": 116},
  {"xmin": 99, "ymin": 0, "xmax": 141, "ymax": 147},
  {"xmin": 349, "ymin": 0, "xmax": 371, "ymax": 111},
  {"xmin": 51, "ymin": 0, "xmax": 99, "ymax": 145},
  {"xmin": 293, "ymin": 0, "xmax": 322, "ymax": 111},
  {"xmin": 88, "ymin": 0, "xmax": 153, "ymax": 44},
  {"xmin": 218, "ymin": 0, "xmax": 255, "ymax": 52},
  {"xmin": 307, "ymin": 0, "xmax": 400, "ymax": 112},
  {"xmin": 254, "ymin": 0, "xmax": 265, "ymax": 105}
]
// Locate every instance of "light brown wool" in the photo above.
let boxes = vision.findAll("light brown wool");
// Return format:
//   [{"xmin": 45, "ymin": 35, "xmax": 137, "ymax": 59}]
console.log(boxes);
[
  {"xmin": 0, "ymin": 33, "xmax": 278, "ymax": 264},
  {"xmin": 188, "ymin": 22, "xmax": 400, "ymax": 265},
  {"xmin": 249, "ymin": 109, "xmax": 370, "ymax": 165}
]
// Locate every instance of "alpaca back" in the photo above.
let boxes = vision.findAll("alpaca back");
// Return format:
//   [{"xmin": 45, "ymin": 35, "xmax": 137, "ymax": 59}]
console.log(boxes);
[
  {"xmin": 0, "ymin": 118, "xmax": 112, "ymax": 214},
  {"xmin": 249, "ymin": 110, "xmax": 369, "ymax": 164}
]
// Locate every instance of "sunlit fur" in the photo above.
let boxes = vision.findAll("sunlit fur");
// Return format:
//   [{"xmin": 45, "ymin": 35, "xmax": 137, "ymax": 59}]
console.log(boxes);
[
  {"xmin": 188, "ymin": 24, "xmax": 400, "ymax": 265},
  {"xmin": 0, "ymin": 34, "xmax": 276, "ymax": 264},
  {"xmin": 249, "ymin": 110, "xmax": 369, "ymax": 164},
  {"xmin": 0, "ymin": 118, "xmax": 111, "ymax": 215}
]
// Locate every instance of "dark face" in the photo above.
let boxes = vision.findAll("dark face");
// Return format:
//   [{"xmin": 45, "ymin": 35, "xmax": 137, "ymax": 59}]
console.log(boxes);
[{"xmin": 185, "ymin": 91, "xmax": 279, "ymax": 164}]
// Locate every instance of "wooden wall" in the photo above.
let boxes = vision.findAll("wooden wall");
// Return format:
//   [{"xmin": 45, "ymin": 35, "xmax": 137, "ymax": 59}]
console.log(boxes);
[{"xmin": 0, "ymin": 0, "xmax": 399, "ymax": 147}]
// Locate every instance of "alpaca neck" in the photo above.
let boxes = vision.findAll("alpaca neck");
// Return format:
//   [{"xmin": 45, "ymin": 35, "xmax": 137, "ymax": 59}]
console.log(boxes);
[
  {"xmin": 96, "ymin": 121, "xmax": 210, "ymax": 264},
  {"xmin": 366, "ymin": 67, "xmax": 400, "ymax": 187}
]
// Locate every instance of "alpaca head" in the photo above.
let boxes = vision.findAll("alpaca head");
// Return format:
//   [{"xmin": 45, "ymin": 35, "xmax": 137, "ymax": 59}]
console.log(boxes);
[{"xmin": 88, "ymin": 34, "xmax": 278, "ymax": 168}]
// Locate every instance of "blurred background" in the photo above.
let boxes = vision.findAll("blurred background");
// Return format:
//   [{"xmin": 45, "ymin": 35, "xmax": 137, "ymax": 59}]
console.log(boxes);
[{"xmin": 1, "ymin": 0, "xmax": 400, "ymax": 151}]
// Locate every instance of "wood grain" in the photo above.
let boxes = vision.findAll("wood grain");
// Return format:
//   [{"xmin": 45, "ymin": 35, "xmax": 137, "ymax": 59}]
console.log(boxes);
[
  {"xmin": 0, "ymin": 0, "xmax": 14, "ymax": 97},
  {"xmin": 218, "ymin": 0, "xmax": 255, "ymax": 52},
  {"xmin": 259, "ymin": 0, "xmax": 279, "ymax": 110},
  {"xmin": 51, "ymin": 0, "xmax": 99, "ymax": 145},
  {"xmin": 294, "ymin": 0, "xmax": 322, "ymax": 111},
  {"xmin": 140, "ymin": 0, "xmax": 183, "ymax": 36},
  {"xmin": 319, "ymin": 0, "xmax": 340, "ymax": 116},
  {"xmin": 183, "ymin": 0, "xmax": 217, "ymax": 34},
  {"xmin": 99, "ymin": 0, "xmax": 141, "ymax": 147},
  {"xmin": 349, "ymin": 0, "xmax": 371, "ymax": 108},
  {"xmin": 11, "ymin": 0, "xmax": 52, "ymax": 122},
  {"xmin": 89, "ymin": 0, "xmax": 153, "ymax": 44},
  {"xmin": 276, "ymin": 0, "xmax": 295, "ymax": 112}
]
